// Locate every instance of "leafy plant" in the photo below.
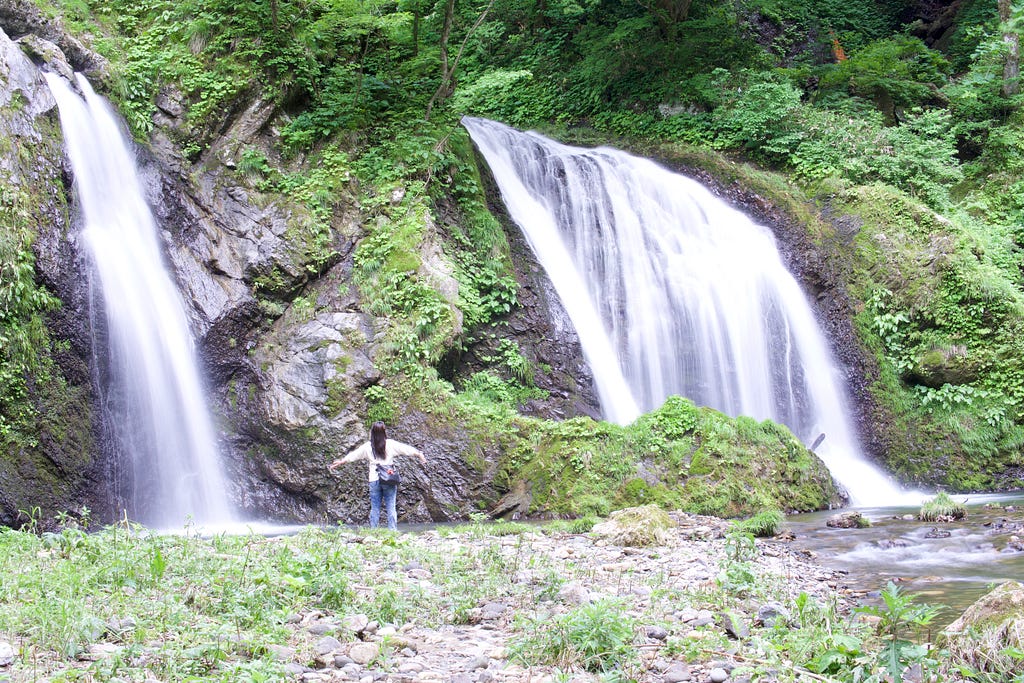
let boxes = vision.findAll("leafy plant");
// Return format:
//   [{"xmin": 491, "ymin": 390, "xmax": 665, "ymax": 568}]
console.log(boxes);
[
  {"xmin": 856, "ymin": 582, "xmax": 942, "ymax": 683},
  {"xmin": 510, "ymin": 599, "xmax": 637, "ymax": 673},
  {"xmin": 732, "ymin": 509, "xmax": 785, "ymax": 538}
]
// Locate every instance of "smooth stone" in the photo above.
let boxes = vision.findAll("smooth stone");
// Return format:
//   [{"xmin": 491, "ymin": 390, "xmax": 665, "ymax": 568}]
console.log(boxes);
[
  {"xmin": 709, "ymin": 667, "xmax": 730, "ymax": 683},
  {"xmin": 0, "ymin": 642, "xmax": 13, "ymax": 667},
  {"xmin": 662, "ymin": 663, "xmax": 690, "ymax": 682},
  {"xmin": 343, "ymin": 614, "xmax": 369, "ymax": 633},
  {"xmin": 348, "ymin": 642, "xmax": 379, "ymax": 665}
]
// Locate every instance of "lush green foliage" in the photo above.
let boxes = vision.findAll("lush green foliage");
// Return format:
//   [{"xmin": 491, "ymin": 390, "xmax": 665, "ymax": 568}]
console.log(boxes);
[{"xmin": 0, "ymin": 183, "xmax": 60, "ymax": 447}]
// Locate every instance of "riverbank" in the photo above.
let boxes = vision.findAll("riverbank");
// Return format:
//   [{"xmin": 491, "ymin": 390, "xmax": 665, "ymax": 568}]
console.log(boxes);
[{"xmin": 0, "ymin": 510, "xmax": 976, "ymax": 682}]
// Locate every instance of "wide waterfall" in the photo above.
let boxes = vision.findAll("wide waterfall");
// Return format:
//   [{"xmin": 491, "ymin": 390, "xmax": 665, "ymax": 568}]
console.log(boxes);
[
  {"xmin": 464, "ymin": 116, "xmax": 912, "ymax": 506},
  {"xmin": 45, "ymin": 73, "xmax": 232, "ymax": 528}
]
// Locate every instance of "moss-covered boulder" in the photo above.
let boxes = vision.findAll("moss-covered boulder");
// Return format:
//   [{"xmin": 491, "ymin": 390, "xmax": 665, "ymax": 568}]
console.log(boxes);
[
  {"xmin": 494, "ymin": 395, "xmax": 845, "ymax": 519},
  {"xmin": 941, "ymin": 580, "xmax": 1024, "ymax": 679},
  {"xmin": 591, "ymin": 505, "xmax": 674, "ymax": 546}
]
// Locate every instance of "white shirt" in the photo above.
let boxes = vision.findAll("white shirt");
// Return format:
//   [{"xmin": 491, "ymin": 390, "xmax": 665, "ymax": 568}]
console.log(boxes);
[{"xmin": 341, "ymin": 439, "xmax": 421, "ymax": 482}]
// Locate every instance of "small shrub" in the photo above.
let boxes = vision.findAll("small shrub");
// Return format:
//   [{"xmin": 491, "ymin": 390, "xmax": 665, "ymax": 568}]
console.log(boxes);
[
  {"xmin": 919, "ymin": 492, "xmax": 967, "ymax": 521},
  {"xmin": 733, "ymin": 509, "xmax": 785, "ymax": 538},
  {"xmin": 510, "ymin": 599, "xmax": 637, "ymax": 673}
]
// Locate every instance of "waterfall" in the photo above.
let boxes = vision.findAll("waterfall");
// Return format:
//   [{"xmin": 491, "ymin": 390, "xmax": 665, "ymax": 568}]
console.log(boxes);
[
  {"xmin": 464, "ymin": 116, "xmax": 914, "ymax": 506},
  {"xmin": 45, "ymin": 72, "xmax": 233, "ymax": 528}
]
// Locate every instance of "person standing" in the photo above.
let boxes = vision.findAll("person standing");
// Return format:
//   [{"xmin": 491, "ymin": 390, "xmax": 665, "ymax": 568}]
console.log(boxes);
[{"xmin": 328, "ymin": 421, "xmax": 426, "ymax": 531}]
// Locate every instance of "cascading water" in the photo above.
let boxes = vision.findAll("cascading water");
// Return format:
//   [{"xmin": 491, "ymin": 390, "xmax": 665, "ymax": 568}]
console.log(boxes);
[
  {"xmin": 45, "ymin": 72, "xmax": 233, "ymax": 528},
  {"xmin": 464, "ymin": 116, "xmax": 914, "ymax": 506}
]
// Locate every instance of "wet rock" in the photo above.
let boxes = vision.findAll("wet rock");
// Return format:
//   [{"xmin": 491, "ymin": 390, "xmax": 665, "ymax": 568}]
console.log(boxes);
[
  {"xmin": 924, "ymin": 528, "xmax": 951, "ymax": 539},
  {"xmin": 826, "ymin": 511, "xmax": 865, "ymax": 529},
  {"xmin": 645, "ymin": 625, "xmax": 669, "ymax": 640}
]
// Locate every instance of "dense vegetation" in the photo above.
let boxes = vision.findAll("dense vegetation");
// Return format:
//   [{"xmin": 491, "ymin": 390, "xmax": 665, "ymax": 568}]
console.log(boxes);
[{"xmin": 6, "ymin": 0, "xmax": 1024, "ymax": 509}]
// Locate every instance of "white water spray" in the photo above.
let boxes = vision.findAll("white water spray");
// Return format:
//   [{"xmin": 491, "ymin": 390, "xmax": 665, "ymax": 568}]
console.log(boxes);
[
  {"xmin": 464, "ymin": 117, "xmax": 916, "ymax": 506},
  {"xmin": 46, "ymin": 72, "xmax": 233, "ymax": 527}
]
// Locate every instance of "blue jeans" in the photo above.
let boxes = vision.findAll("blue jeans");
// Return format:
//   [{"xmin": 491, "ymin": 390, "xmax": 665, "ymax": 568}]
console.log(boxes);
[{"xmin": 369, "ymin": 480, "xmax": 398, "ymax": 531}]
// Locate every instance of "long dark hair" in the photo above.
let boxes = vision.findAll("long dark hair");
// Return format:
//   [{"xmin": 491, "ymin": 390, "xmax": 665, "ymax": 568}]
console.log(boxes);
[{"xmin": 370, "ymin": 421, "xmax": 387, "ymax": 460}]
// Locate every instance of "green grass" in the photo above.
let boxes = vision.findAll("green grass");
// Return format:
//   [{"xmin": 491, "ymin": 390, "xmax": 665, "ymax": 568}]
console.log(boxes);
[{"xmin": 919, "ymin": 492, "xmax": 967, "ymax": 522}]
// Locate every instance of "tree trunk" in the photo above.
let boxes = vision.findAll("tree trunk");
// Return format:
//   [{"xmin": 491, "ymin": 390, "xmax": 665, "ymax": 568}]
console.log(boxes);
[
  {"xmin": 425, "ymin": 0, "xmax": 494, "ymax": 121},
  {"xmin": 1000, "ymin": 0, "xmax": 1020, "ymax": 97}
]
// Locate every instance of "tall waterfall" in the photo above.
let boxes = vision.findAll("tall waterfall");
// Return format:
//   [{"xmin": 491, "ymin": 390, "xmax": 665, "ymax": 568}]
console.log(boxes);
[
  {"xmin": 46, "ymin": 73, "xmax": 232, "ymax": 527},
  {"xmin": 464, "ymin": 117, "xmax": 911, "ymax": 506}
]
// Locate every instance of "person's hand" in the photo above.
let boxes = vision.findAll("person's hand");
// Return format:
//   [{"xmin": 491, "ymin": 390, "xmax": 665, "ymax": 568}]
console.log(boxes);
[
  {"xmin": 328, "ymin": 460, "xmax": 341, "ymax": 471},
  {"xmin": 418, "ymin": 452, "xmax": 426, "ymax": 465}
]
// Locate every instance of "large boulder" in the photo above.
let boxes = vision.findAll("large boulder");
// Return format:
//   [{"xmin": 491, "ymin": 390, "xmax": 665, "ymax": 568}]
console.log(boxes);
[
  {"xmin": 941, "ymin": 580, "xmax": 1024, "ymax": 679},
  {"xmin": 592, "ymin": 505, "xmax": 675, "ymax": 546}
]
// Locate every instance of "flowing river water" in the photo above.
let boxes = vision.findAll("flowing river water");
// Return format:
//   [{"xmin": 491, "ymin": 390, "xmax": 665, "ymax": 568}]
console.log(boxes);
[{"xmin": 785, "ymin": 493, "xmax": 1024, "ymax": 626}]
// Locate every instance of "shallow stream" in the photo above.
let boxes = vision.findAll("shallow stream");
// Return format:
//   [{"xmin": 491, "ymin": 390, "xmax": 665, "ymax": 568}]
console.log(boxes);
[{"xmin": 785, "ymin": 493, "xmax": 1024, "ymax": 626}]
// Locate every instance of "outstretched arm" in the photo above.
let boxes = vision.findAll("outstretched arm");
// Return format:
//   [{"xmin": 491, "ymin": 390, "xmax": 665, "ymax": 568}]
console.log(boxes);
[
  {"xmin": 389, "ymin": 439, "xmax": 427, "ymax": 464},
  {"xmin": 328, "ymin": 443, "xmax": 368, "ymax": 471}
]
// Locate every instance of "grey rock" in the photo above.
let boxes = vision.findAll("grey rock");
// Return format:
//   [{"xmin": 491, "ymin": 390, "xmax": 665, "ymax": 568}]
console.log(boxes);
[
  {"xmin": 709, "ymin": 667, "xmax": 730, "ymax": 683},
  {"xmin": 307, "ymin": 621, "xmax": 337, "ymax": 635},
  {"xmin": 314, "ymin": 636, "xmax": 342, "ymax": 656},
  {"xmin": 557, "ymin": 581, "xmax": 592, "ymax": 605},
  {"xmin": 719, "ymin": 612, "xmax": 749, "ymax": 639},
  {"xmin": 348, "ymin": 642, "xmax": 379, "ymax": 665},
  {"xmin": 756, "ymin": 602, "xmax": 791, "ymax": 628},
  {"xmin": 662, "ymin": 662, "xmax": 690, "ymax": 682},
  {"xmin": 645, "ymin": 625, "xmax": 669, "ymax": 640},
  {"xmin": 342, "ymin": 614, "xmax": 369, "ymax": 633},
  {"xmin": 0, "ymin": 641, "xmax": 14, "ymax": 667},
  {"xmin": 479, "ymin": 602, "xmax": 509, "ymax": 620}
]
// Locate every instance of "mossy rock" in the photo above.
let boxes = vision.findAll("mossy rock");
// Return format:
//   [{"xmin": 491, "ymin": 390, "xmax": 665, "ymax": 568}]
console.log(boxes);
[
  {"xmin": 941, "ymin": 580, "xmax": 1024, "ymax": 678},
  {"xmin": 906, "ymin": 346, "xmax": 980, "ymax": 389},
  {"xmin": 919, "ymin": 492, "xmax": 966, "ymax": 522},
  {"xmin": 591, "ymin": 505, "xmax": 674, "ymax": 547}
]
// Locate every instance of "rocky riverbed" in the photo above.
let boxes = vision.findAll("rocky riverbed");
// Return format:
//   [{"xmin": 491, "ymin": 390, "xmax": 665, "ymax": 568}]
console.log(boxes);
[
  {"xmin": 228, "ymin": 516, "xmax": 851, "ymax": 679},
  {"xmin": 2, "ymin": 509, "xmax": 864, "ymax": 683},
  {"xmin": 261, "ymin": 515, "xmax": 853, "ymax": 683},
  {"xmin": 13, "ymin": 505, "xmax": 1014, "ymax": 682}
]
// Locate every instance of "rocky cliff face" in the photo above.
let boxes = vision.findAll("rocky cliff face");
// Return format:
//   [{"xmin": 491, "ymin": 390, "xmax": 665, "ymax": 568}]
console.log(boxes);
[
  {"xmin": 0, "ymin": 19, "xmax": 105, "ymax": 526},
  {"xmin": 0, "ymin": 0, "xmax": 601, "ymax": 526}
]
